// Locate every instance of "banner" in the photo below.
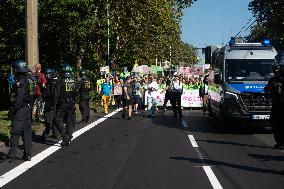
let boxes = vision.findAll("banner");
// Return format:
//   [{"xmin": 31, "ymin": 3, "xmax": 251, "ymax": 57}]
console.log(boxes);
[
  {"xmin": 100, "ymin": 66, "xmax": 110, "ymax": 75},
  {"xmin": 144, "ymin": 89, "xmax": 203, "ymax": 108}
]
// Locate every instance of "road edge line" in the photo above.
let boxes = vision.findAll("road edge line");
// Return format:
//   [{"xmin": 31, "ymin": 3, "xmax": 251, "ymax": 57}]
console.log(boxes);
[{"xmin": 0, "ymin": 108, "xmax": 122, "ymax": 188}]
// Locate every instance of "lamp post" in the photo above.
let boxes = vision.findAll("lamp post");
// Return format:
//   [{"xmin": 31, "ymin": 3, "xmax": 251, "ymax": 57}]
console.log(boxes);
[{"xmin": 25, "ymin": 0, "xmax": 39, "ymax": 70}]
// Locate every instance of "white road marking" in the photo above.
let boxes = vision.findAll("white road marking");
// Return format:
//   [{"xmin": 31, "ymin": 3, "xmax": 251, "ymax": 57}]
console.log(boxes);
[
  {"xmin": 203, "ymin": 166, "xmax": 223, "ymax": 189},
  {"xmin": 183, "ymin": 120, "xmax": 223, "ymax": 189},
  {"xmin": 0, "ymin": 109, "xmax": 122, "ymax": 188},
  {"xmin": 188, "ymin": 135, "xmax": 199, "ymax": 148}
]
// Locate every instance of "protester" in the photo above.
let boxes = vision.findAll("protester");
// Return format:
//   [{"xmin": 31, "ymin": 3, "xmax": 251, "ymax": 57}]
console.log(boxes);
[
  {"xmin": 113, "ymin": 75, "xmax": 123, "ymax": 109},
  {"xmin": 133, "ymin": 77, "xmax": 142, "ymax": 113},
  {"xmin": 170, "ymin": 74, "xmax": 183, "ymax": 118},
  {"xmin": 122, "ymin": 76, "xmax": 134, "ymax": 120},
  {"xmin": 162, "ymin": 76, "xmax": 172, "ymax": 112},
  {"xmin": 101, "ymin": 77, "xmax": 112, "ymax": 114},
  {"xmin": 146, "ymin": 75, "xmax": 158, "ymax": 118},
  {"xmin": 200, "ymin": 75, "xmax": 209, "ymax": 115}
]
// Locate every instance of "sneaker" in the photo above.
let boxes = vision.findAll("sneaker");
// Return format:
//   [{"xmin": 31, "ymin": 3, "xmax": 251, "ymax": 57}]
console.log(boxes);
[
  {"xmin": 61, "ymin": 137, "xmax": 71, "ymax": 146},
  {"xmin": 41, "ymin": 133, "xmax": 48, "ymax": 142},
  {"xmin": 23, "ymin": 155, "xmax": 31, "ymax": 161},
  {"xmin": 128, "ymin": 116, "xmax": 132, "ymax": 120}
]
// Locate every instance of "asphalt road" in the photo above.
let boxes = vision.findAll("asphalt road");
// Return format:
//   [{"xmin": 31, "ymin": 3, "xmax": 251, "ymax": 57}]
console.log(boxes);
[{"xmin": 1, "ymin": 110, "xmax": 284, "ymax": 189}]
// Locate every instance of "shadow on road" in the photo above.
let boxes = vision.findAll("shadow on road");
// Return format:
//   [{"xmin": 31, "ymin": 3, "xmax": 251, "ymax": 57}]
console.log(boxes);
[
  {"xmin": 196, "ymin": 139, "xmax": 271, "ymax": 149},
  {"xmin": 182, "ymin": 111, "xmax": 272, "ymax": 135},
  {"xmin": 151, "ymin": 112, "xmax": 186, "ymax": 131},
  {"xmin": 248, "ymin": 154, "xmax": 284, "ymax": 161},
  {"xmin": 170, "ymin": 156, "xmax": 284, "ymax": 175}
]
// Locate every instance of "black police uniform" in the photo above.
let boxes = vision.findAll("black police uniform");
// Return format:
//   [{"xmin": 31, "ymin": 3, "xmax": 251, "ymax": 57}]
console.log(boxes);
[
  {"xmin": 54, "ymin": 74, "xmax": 77, "ymax": 144},
  {"xmin": 42, "ymin": 76, "xmax": 60, "ymax": 140},
  {"xmin": 170, "ymin": 79, "xmax": 183, "ymax": 118},
  {"xmin": 162, "ymin": 79, "xmax": 172, "ymax": 111},
  {"xmin": 77, "ymin": 76, "xmax": 91, "ymax": 123},
  {"xmin": 8, "ymin": 74, "xmax": 34, "ymax": 161},
  {"xmin": 265, "ymin": 72, "xmax": 284, "ymax": 149}
]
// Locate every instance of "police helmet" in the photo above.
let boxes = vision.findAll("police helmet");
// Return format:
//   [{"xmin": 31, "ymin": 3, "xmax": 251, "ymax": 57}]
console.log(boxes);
[
  {"xmin": 79, "ymin": 70, "xmax": 87, "ymax": 76},
  {"xmin": 12, "ymin": 60, "xmax": 29, "ymax": 73},
  {"xmin": 61, "ymin": 64, "xmax": 74, "ymax": 78},
  {"xmin": 79, "ymin": 69, "xmax": 88, "ymax": 79},
  {"xmin": 44, "ymin": 68, "xmax": 56, "ymax": 79},
  {"xmin": 61, "ymin": 64, "xmax": 73, "ymax": 72}
]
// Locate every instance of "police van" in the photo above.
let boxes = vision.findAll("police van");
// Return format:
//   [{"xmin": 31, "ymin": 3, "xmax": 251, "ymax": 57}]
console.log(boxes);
[{"xmin": 206, "ymin": 38, "xmax": 278, "ymax": 125}]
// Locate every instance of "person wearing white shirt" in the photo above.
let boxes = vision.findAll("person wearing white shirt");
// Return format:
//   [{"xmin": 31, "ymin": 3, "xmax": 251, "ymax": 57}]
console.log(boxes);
[
  {"xmin": 170, "ymin": 74, "xmax": 183, "ymax": 118},
  {"xmin": 202, "ymin": 75, "xmax": 209, "ymax": 115},
  {"xmin": 146, "ymin": 75, "xmax": 158, "ymax": 118}
]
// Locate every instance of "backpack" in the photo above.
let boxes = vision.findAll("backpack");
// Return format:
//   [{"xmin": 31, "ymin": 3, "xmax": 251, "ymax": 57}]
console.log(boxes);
[
  {"xmin": 63, "ymin": 78, "xmax": 76, "ymax": 103},
  {"xmin": 132, "ymin": 82, "xmax": 140, "ymax": 95}
]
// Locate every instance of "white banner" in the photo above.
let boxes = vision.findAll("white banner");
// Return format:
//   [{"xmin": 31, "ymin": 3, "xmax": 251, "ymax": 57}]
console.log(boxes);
[{"xmin": 144, "ymin": 89, "xmax": 203, "ymax": 108}]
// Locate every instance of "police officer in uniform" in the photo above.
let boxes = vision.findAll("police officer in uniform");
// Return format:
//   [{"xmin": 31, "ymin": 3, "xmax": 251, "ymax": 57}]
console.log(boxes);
[
  {"xmin": 162, "ymin": 76, "xmax": 172, "ymax": 112},
  {"xmin": 77, "ymin": 70, "xmax": 91, "ymax": 123},
  {"xmin": 8, "ymin": 60, "xmax": 34, "ymax": 163},
  {"xmin": 170, "ymin": 74, "xmax": 183, "ymax": 118},
  {"xmin": 54, "ymin": 64, "xmax": 77, "ymax": 146},
  {"xmin": 265, "ymin": 62, "xmax": 284, "ymax": 150},
  {"xmin": 41, "ymin": 68, "xmax": 59, "ymax": 141}
]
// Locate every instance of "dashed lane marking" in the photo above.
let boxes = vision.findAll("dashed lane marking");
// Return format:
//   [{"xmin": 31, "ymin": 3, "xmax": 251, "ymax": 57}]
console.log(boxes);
[
  {"xmin": 0, "ymin": 109, "xmax": 122, "ymax": 188},
  {"xmin": 182, "ymin": 119, "xmax": 224, "ymax": 189},
  {"xmin": 188, "ymin": 135, "xmax": 199, "ymax": 148},
  {"xmin": 203, "ymin": 166, "xmax": 224, "ymax": 189}
]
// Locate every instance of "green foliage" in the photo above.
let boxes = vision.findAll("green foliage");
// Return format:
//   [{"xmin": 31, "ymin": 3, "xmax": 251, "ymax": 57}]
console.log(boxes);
[
  {"xmin": 0, "ymin": 0, "xmax": 198, "ymax": 75},
  {"xmin": 247, "ymin": 0, "xmax": 284, "ymax": 50},
  {"xmin": 0, "ymin": 111, "xmax": 10, "ymax": 141}
]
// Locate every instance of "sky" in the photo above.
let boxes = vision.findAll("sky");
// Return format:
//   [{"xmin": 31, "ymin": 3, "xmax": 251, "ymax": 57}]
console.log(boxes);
[{"xmin": 181, "ymin": 0, "xmax": 253, "ymax": 62}]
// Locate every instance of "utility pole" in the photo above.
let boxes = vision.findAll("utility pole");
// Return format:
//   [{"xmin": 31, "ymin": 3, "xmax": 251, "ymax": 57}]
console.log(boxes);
[
  {"xmin": 107, "ymin": 0, "xmax": 110, "ymax": 69},
  {"xmin": 25, "ymin": 0, "xmax": 39, "ymax": 71}
]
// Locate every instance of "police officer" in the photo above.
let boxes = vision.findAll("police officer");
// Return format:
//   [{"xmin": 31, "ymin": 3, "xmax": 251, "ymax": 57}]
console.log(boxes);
[
  {"xmin": 162, "ymin": 76, "xmax": 172, "ymax": 112},
  {"xmin": 8, "ymin": 60, "xmax": 34, "ymax": 163},
  {"xmin": 54, "ymin": 64, "xmax": 77, "ymax": 146},
  {"xmin": 265, "ymin": 62, "xmax": 284, "ymax": 150},
  {"xmin": 41, "ymin": 68, "xmax": 59, "ymax": 141},
  {"xmin": 170, "ymin": 73, "xmax": 183, "ymax": 118},
  {"xmin": 77, "ymin": 70, "xmax": 91, "ymax": 123}
]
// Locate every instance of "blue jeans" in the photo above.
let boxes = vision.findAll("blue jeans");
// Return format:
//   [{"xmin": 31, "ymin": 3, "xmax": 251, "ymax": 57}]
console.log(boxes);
[{"xmin": 147, "ymin": 97, "xmax": 156, "ymax": 116}]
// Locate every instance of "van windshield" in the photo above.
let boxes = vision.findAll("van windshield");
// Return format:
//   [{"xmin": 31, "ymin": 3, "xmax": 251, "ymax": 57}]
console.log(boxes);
[{"xmin": 225, "ymin": 59, "xmax": 274, "ymax": 81}]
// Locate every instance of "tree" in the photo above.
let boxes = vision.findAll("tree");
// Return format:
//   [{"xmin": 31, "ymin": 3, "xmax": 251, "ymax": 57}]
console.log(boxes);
[
  {"xmin": 0, "ymin": 0, "xmax": 198, "ymax": 73},
  {"xmin": 247, "ymin": 0, "xmax": 284, "ymax": 50}
]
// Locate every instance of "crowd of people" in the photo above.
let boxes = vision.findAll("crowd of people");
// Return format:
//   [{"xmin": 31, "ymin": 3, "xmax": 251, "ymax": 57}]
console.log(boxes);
[
  {"xmin": 4, "ymin": 55, "xmax": 284, "ymax": 165},
  {"xmin": 7, "ymin": 60, "xmax": 92, "ymax": 163},
  {"xmin": 5, "ymin": 59, "xmax": 209, "ymax": 163},
  {"xmin": 98, "ymin": 73, "xmax": 209, "ymax": 120}
]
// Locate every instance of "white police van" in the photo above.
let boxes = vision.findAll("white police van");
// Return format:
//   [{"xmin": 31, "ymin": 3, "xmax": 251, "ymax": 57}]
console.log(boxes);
[{"xmin": 207, "ymin": 38, "xmax": 278, "ymax": 125}]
